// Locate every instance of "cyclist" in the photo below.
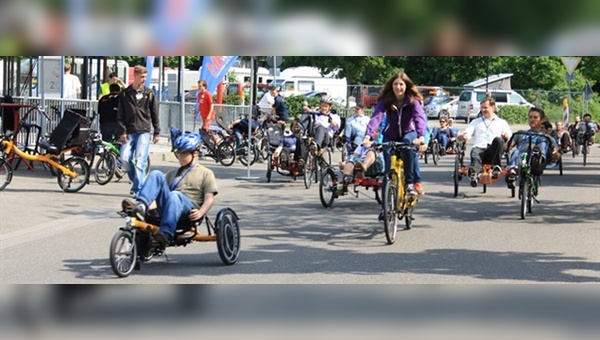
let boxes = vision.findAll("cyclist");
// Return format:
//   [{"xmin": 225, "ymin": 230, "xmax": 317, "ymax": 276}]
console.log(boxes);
[
  {"xmin": 505, "ymin": 108, "xmax": 559, "ymax": 188},
  {"xmin": 269, "ymin": 87, "xmax": 289, "ymax": 128},
  {"xmin": 229, "ymin": 113, "xmax": 260, "ymax": 153},
  {"xmin": 343, "ymin": 104, "xmax": 370, "ymax": 152},
  {"xmin": 431, "ymin": 116, "xmax": 457, "ymax": 154},
  {"xmin": 552, "ymin": 120, "xmax": 572, "ymax": 153},
  {"xmin": 121, "ymin": 132, "xmax": 218, "ymax": 251},
  {"xmin": 458, "ymin": 97, "xmax": 511, "ymax": 187},
  {"xmin": 312, "ymin": 96, "xmax": 341, "ymax": 155},
  {"xmin": 577, "ymin": 113, "xmax": 598, "ymax": 146},
  {"xmin": 273, "ymin": 126, "xmax": 298, "ymax": 169},
  {"xmin": 362, "ymin": 71, "xmax": 427, "ymax": 201}
]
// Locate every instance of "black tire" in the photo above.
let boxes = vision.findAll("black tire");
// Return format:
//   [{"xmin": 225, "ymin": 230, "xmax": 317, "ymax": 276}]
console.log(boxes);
[
  {"xmin": 239, "ymin": 143, "xmax": 257, "ymax": 166},
  {"xmin": 303, "ymin": 154, "xmax": 315, "ymax": 189},
  {"xmin": 432, "ymin": 142, "xmax": 441, "ymax": 165},
  {"xmin": 520, "ymin": 178, "xmax": 528, "ymax": 220},
  {"xmin": 453, "ymin": 156, "xmax": 460, "ymax": 198},
  {"xmin": 382, "ymin": 174, "xmax": 399, "ymax": 245},
  {"xmin": 57, "ymin": 157, "xmax": 90, "ymax": 193},
  {"xmin": 319, "ymin": 168, "xmax": 336, "ymax": 208},
  {"xmin": 582, "ymin": 143, "xmax": 588, "ymax": 166},
  {"xmin": 94, "ymin": 151, "xmax": 116, "ymax": 185},
  {"xmin": 424, "ymin": 151, "xmax": 428, "ymax": 164},
  {"xmin": 374, "ymin": 186, "xmax": 382, "ymax": 204},
  {"xmin": 217, "ymin": 142, "xmax": 236, "ymax": 167},
  {"xmin": 558, "ymin": 158, "xmax": 563, "ymax": 176},
  {"xmin": 109, "ymin": 230, "xmax": 137, "ymax": 278},
  {"xmin": 0, "ymin": 158, "xmax": 13, "ymax": 191},
  {"xmin": 405, "ymin": 206, "xmax": 414, "ymax": 230},
  {"xmin": 215, "ymin": 208, "xmax": 241, "ymax": 265},
  {"xmin": 483, "ymin": 183, "xmax": 487, "ymax": 194},
  {"xmin": 266, "ymin": 154, "xmax": 272, "ymax": 183}
]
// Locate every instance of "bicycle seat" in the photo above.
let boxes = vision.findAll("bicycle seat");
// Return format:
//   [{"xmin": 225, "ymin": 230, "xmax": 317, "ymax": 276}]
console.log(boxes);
[{"xmin": 144, "ymin": 209, "xmax": 203, "ymax": 232}]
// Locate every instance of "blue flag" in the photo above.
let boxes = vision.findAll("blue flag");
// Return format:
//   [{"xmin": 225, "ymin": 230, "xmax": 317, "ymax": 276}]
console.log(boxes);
[{"xmin": 199, "ymin": 56, "xmax": 239, "ymax": 93}]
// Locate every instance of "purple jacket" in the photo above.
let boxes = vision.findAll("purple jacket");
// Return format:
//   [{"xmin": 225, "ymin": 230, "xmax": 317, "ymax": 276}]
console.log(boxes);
[{"xmin": 365, "ymin": 96, "xmax": 426, "ymax": 141}]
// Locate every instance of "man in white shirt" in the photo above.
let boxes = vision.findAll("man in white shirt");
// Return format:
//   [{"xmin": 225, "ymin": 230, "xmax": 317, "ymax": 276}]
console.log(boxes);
[
  {"xmin": 458, "ymin": 97, "xmax": 512, "ymax": 187},
  {"xmin": 63, "ymin": 64, "xmax": 81, "ymax": 100},
  {"xmin": 344, "ymin": 104, "xmax": 370, "ymax": 147}
]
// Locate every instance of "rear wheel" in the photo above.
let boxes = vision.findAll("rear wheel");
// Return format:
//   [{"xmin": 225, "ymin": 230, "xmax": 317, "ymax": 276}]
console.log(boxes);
[
  {"xmin": 217, "ymin": 142, "xmax": 235, "ymax": 166},
  {"xmin": 57, "ymin": 157, "xmax": 90, "ymax": 193},
  {"xmin": 94, "ymin": 151, "xmax": 116, "ymax": 185},
  {"xmin": 259, "ymin": 138, "xmax": 269, "ymax": 161},
  {"xmin": 109, "ymin": 230, "xmax": 137, "ymax": 278},
  {"xmin": 0, "ymin": 158, "xmax": 13, "ymax": 191},
  {"xmin": 215, "ymin": 209, "xmax": 241, "ymax": 265},
  {"xmin": 382, "ymin": 174, "xmax": 399, "ymax": 245},
  {"xmin": 432, "ymin": 142, "xmax": 441, "ymax": 165},
  {"xmin": 405, "ymin": 206, "xmax": 414, "ymax": 230},
  {"xmin": 239, "ymin": 142, "xmax": 257, "ymax": 166},
  {"xmin": 558, "ymin": 158, "xmax": 563, "ymax": 176},
  {"xmin": 319, "ymin": 168, "xmax": 336, "ymax": 208},
  {"xmin": 303, "ymin": 154, "xmax": 316, "ymax": 189}
]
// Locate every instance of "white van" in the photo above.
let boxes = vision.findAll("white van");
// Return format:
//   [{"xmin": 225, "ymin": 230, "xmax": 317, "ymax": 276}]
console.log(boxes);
[{"xmin": 456, "ymin": 89, "xmax": 534, "ymax": 122}]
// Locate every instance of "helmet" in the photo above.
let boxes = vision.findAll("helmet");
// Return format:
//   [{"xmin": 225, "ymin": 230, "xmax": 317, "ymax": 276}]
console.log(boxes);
[
  {"xmin": 291, "ymin": 123, "xmax": 303, "ymax": 134},
  {"xmin": 172, "ymin": 132, "xmax": 201, "ymax": 153},
  {"xmin": 320, "ymin": 96, "xmax": 334, "ymax": 105},
  {"xmin": 283, "ymin": 129, "xmax": 292, "ymax": 137}
]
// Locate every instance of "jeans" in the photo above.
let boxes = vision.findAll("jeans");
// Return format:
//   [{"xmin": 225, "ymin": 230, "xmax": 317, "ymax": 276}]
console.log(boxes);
[
  {"xmin": 232, "ymin": 128, "xmax": 244, "ymax": 149},
  {"xmin": 137, "ymin": 171, "xmax": 197, "ymax": 238},
  {"xmin": 432, "ymin": 127, "xmax": 450, "ymax": 149},
  {"xmin": 382, "ymin": 131, "xmax": 421, "ymax": 186},
  {"xmin": 120, "ymin": 132, "xmax": 151, "ymax": 194},
  {"xmin": 508, "ymin": 139, "xmax": 549, "ymax": 169}
]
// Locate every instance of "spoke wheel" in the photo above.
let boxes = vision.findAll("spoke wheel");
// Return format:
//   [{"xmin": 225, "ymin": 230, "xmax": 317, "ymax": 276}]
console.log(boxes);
[
  {"xmin": 453, "ymin": 156, "xmax": 460, "ymax": 197},
  {"xmin": 109, "ymin": 230, "xmax": 137, "ymax": 278},
  {"xmin": 303, "ymin": 154, "xmax": 315, "ymax": 189},
  {"xmin": 382, "ymin": 176, "xmax": 399, "ymax": 245},
  {"xmin": 94, "ymin": 151, "xmax": 116, "ymax": 185},
  {"xmin": 0, "ymin": 158, "xmax": 13, "ymax": 191},
  {"xmin": 405, "ymin": 206, "xmax": 414, "ymax": 230},
  {"xmin": 215, "ymin": 208, "xmax": 241, "ymax": 265},
  {"xmin": 259, "ymin": 139, "xmax": 269, "ymax": 160},
  {"xmin": 582, "ymin": 144, "xmax": 588, "ymax": 166},
  {"xmin": 432, "ymin": 142, "xmax": 440, "ymax": 165},
  {"xmin": 239, "ymin": 142, "xmax": 257, "ymax": 166},
  {"xmin": 319, "ymin": 168, "xmax": 336, "ymax": 208},
  {"xmin": 217, "ymin": 142, "xmax": 236, "ymax": 166},
  {"xmin": 57, "ymin": 157, "xmax": 90, "ymax": 193}
]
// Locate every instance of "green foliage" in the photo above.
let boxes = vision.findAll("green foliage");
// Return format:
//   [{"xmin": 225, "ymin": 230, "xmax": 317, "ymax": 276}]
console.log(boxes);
[
  {"xmin": 497, "ymin": 105, "xmax": 530, "ymax": 124},
  {"xmin": 221, "ymin": 94, "xmax": 244, "ymax": 105},
  {"xmin": 284, "ymin": 95, "xmax": 319, "ymax": 119}
]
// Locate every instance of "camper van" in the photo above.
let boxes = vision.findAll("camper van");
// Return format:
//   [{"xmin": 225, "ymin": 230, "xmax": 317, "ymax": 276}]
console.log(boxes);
[
  {"xmin": 269, "ymin": 66, "xmax": 347, "ymax": 101},
  {"xmin": 228, "ymin": 66, "xmax": 273, "ymax": 85}
]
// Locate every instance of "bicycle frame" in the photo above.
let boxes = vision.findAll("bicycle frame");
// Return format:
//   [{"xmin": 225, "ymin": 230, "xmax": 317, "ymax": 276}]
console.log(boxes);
[
  {"xmin": 123, "ymin": 215, "xmax": 217, "ymax": 242},
  {"xmin": 1, "ymin": 138, "xmax": 79, "ymax": 178},
  {"xmin": 389, "ymin": 145, "xmax": 418, "ymax": 211}
]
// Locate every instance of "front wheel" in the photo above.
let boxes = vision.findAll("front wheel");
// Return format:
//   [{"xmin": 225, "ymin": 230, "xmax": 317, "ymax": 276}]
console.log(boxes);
[
  {"xmin": 239, "ymin": 143, "xmax": 257, "ymax": 166},
  {"xmin": 382, "ymin": 175, "xmax": 399, "ymax": 245},
  {"xmin": 217, "ymin": 142, "xmax": 236, "ymax": 167},
  {"xmin": 582, "ymin": 143, "xmax": 588, "ymax": 166},
  {"xmin": 0, "ymin": 158, "xmax": 13, "ymax": 191},
  {"xmin": 520, "ymin": 178, "xmax": 529, "ymax": 220},
  {"xmin": 453, "ymin": 155, "xmax": 460, "ymax": 198},
  {"xmin": 94, "ymin": 151, "xmax": 116, "ymax": 185},
  {"xmin": 405, "ymin": 206, "xmax": 414, "ymax": 230},
  {"xmin": 303, "ymin": 154, "xmax": 316, "ymax": 189},
  {"xmin": 57, "ymin": 157, "xmax": 90, "ymax": 193},
  {"xmin": 259, "ymin": 138, "xmax": 269, "ymax": 161},
  {"xmin": 215, "ymin": 208, "xmax": 241, "ymax": 265},
  {"xmin": 266, "ymin": 154, "xmax": 273, "ymax": 183},
  {"xmin": 109, "ymin": 230, "xmax": 138, "ymax": 278},
  {"xmin": 432, "ymin": 142, "xmax": 441, "ymax": 165},
  {"xmin": 319, "ymin": 168, "xmax": 336, "ymax": 208}
]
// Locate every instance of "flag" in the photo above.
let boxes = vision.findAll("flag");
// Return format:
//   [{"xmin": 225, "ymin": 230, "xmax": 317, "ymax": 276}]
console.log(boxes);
[
  {"xmin": 199, "ymin": 56, "xmax": 239, "ymax": 94},
  {"xmin": 145, "ymin": 56, "xmax": 155, "ymax": 88},
  {"xmin": 562, "ymin": 98, "xmax": 569, "ymax": 125}
]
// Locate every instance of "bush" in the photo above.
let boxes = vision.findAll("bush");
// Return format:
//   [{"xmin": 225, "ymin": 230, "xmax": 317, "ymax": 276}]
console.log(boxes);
[{"xmin": 497, "ymin": 105, "xmax": 530, "ymax": 124}]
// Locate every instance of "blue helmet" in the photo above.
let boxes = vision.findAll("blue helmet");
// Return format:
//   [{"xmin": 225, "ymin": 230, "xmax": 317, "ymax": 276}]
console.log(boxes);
[{"xmin": 172, "ymin": 132, "xmax": 201, "ymax": 153}]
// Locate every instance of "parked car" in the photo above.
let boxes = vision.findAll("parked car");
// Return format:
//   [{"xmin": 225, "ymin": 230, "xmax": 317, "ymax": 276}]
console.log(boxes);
[
  {"xmin": 455, "ymin": 89, "xmax": 534, "ymax": 123},
  {"xmin": 423, "ymin": 96, "xmax": 458, "ymax": 119}
]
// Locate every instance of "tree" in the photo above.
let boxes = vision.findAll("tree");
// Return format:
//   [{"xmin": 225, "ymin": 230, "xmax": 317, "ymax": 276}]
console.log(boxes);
[{"xmin": 281, "ymin": 56, "xmax": 387, "ymax": 85}]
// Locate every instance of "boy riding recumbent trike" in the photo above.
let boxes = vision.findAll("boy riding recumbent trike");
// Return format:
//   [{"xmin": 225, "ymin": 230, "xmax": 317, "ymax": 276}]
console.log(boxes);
[
  {"xmin": 265, "ymin": 122, "xmax": 305, "ymax": 182},
  {"xmin": 110, "ymin": 131, "xmax": 241, "ymax": 278}
]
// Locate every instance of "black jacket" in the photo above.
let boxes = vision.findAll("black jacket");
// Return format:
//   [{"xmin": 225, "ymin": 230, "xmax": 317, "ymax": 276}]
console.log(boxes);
[{"xmin": 117, "ymin": 85, "xmax": 160, "ymax": 136}]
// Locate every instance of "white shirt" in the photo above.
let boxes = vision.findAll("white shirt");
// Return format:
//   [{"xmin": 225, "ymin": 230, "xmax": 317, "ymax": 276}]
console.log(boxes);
[
  {"xmin": 462, "ymin": 115, "xmax": 512, "ymax": 148},
  {"xmin": 314, "ymin": 111, "xmax": 341, "ymax": 137},
  {"xmin": 63, "ymin": 73, "xmax": 81, "ymax": 99}
]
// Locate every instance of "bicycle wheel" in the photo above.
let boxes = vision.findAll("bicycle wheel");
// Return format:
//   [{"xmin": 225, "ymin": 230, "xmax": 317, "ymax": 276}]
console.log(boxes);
[
  {"xmin": 303, "ymin": 154, "xmax": 315, "ymax": 189},
  {"xmin": 382, "ymin": 174, "xmax": 399, "ymax": 245},
  {"xmin": 94, "ymin": 151, "xmax": 116, "ymax": 185},
  {"xmin": 215, "ymin": 208, "xmax": 241, "ymax": 265},
  {"xmin": 259, "ymin": 138, "xmax": 269, "ymax": 161},
  {"xmin": 109, "ymin": 230, "xmax": 138, "ymax": 278},
  {"xmin": 405, "ymin": 206, "xmax": 414, "ymax": 230},
  {"xmin": 266, "ymin": 154, "xmax": 273, "ymax": 183},
  {"xmin": 319, "ymin": 167, "xmax": 336, "ymax": 208},
  {"xmin": 0, "ymin": 158, "xmax": 13, "ymax": 191},
  {"xmin": 57, "ymin": 157, "xmax": 90, "ymax": 193},
  {"xmin": 520, "ymin": 177, "xmax": 529, "ymax": 220},
  {"xmin": 432, "ymin": 142, "xmax": 440, "ymax": 165},
  {"xmin": 582, "ymin": 143, "xmax": 588, "ymax": 166},
  {"xmin": 453, "ymin": 156, "xmax": 460, "ymax": 197},
  {"xmin": 217, "ymin": 142, "xmax": 236, "ymax": 167},
  {"xmin": 239, "ymin": 143, "xmax": 257, "ymax": 166}
]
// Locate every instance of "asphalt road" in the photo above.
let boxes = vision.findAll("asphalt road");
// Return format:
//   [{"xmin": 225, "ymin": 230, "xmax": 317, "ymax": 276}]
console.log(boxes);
[{"xmin": 1, "ymin": 125, "xmax": 599, "ymax": 283}]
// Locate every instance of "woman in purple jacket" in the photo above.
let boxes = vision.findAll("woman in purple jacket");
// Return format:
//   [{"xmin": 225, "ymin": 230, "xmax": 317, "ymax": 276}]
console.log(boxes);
[{"xmin": 362, "ymin": 72, "xmax": 427, "ymax": 197}]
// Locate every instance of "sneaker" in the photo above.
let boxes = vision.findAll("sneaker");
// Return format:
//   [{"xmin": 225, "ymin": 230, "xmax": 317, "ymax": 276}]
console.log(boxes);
[
  {"xmin": 414, "ymin": 183, "xmax": 425, "ymax": 195},
  {"xmin": 297, "ymin": 158, "xmax": 305, "ymax": 168},
  {"xmin": 378, "ymin": 209, "xmax": 385, "ymax": 221},
  {"xmin": 115, "ymin": 167, "xmax": 125, "ymax": 179},
  {"xmin": 506, "ymin": 169, "xmax": 517, "ymax": 189},
  {"xmin": 407, "ymin": 184, "xmax": 418, "ymax": 196},
  {"xmin": 153, "ymin": 231, "xmax": 170, "ymax": 251},
  {"xmin": 491, "ymin": 165, "xmax": 502, "ymax": 179},
  {"xmin": 468, "ymin": 173, "xmax": 478, "ymax": 188},
  {"xmin": 121, "ymin": 199, "xmax": 146, "ymax": 221}
]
